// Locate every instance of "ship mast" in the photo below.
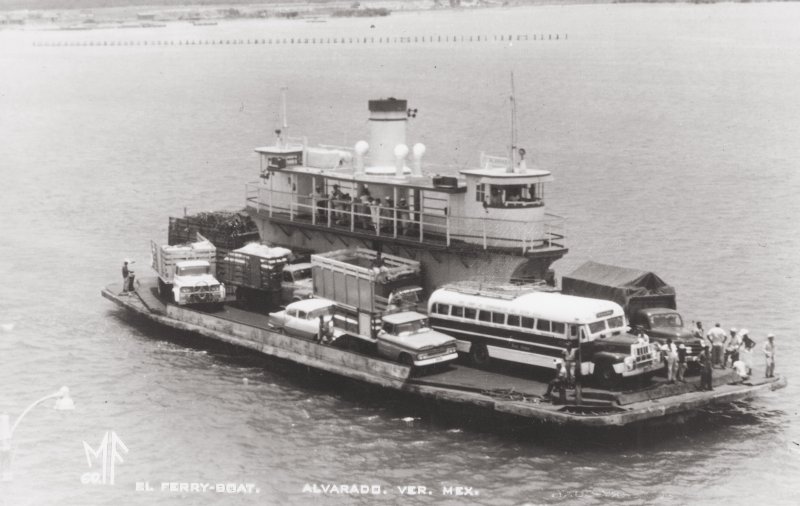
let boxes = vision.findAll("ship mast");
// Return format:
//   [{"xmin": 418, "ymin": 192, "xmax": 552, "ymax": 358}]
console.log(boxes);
[
  {"xmin": 278, "ymin": 86, "xmax": 289, "ymax": 149},
  {"xmin": 508, "ymin": 72, "xmax": 517, "ymax": 173}
]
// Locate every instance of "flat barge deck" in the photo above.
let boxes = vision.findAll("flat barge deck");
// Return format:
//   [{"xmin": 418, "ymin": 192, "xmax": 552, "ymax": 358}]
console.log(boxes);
[{"xmin": 102, "ymin": 278, "xmax": 786, "ymax": 427}]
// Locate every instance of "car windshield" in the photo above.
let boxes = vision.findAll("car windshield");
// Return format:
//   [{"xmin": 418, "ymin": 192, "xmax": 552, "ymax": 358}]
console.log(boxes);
[
  {"xmin": 308, "ymin": 307, "xmax": 332, "ymax": 319},
  {"xmin": 393, "ymin": 318, "xmax": 429, "ymax": 335},
  {"xmin": 177, "ymin": 265, "xmax": 209, "ymax": 276},
  {"xmin": 650, "ymin": 313, "xmax": 683, "ymax": 328},
  {"xmin": 293, "ymin": 268, "xmax": 311, "ymax": 281}
]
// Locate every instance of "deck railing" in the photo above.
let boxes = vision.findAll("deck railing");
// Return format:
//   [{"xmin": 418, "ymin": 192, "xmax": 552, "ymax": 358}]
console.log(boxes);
[{"xmin": 245, "ymin": 183, "xmax": 565, "ymax": 254}]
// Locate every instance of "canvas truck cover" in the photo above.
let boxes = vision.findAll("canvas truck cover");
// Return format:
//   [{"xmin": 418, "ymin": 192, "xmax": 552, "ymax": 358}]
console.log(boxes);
[{"xmin": 561, "ymin": 261, "xmax": 677, "ymax": 313}]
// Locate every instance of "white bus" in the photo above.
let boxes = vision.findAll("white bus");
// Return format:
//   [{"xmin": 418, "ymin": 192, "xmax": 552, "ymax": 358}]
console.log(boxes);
[{"xmin": 427, "ymin": 285, "xmax": 663, "ymax": 386}]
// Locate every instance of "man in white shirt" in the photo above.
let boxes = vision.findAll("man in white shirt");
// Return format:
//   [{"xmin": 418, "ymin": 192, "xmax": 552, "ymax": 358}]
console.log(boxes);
[
  {"xmin": 706, "ymin": 323, "xmax": 727, "ymax": 368},
  {"xmin": 732, "ymin": 359, "xmax": 749, "ymax": 381}
]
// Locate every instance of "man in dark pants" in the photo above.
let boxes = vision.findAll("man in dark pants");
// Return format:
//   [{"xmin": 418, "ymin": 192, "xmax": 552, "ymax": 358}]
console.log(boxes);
[
  {"xmin": 544, "ymin": 362, "xmax": 567, "ymax": 404},
  {"xmin": 699, "ymin": 345, "xmax": 713, "ymax": 391},
  {"xmin": 121, "ymin": 259, "xmax": 130, "ymax": 292}
]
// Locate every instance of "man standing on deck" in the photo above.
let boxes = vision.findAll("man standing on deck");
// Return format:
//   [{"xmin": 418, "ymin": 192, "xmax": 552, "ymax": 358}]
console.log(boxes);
[
  {"xmin": 544, "ymin": 362, "xmax": 567, "ymax": 404},
  {"xmin": 121, "ymin": 259, "xmax": 131, "ymax": 292},
  {"xmin": 706, "ymin": 323, "xmax": 727, "ymax": 368},
  {"xmin": 676, "ymin": 344, "xmax": 687, "ymax": 382},
  {"xmin": 763, "ymin": 334, "xmax": 776, "ymax": 378},
  {"xmin": 699, "ymin": 344, "xmax": 713, "ymax": 391},
  {"xmin": 665, "ymin": 338, "xmax": 678, "ymax": 384}
]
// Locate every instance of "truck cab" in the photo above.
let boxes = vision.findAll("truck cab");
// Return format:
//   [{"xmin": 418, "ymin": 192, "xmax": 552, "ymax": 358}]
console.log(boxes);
[
  {"xmin": 376, "ymin": 311, "xmax": 458, "ymax": 368},
  {"xmin": 172, "ymin": 260, "xmax": 226, "ymax": 306},
  {"xmin": 630, "ymin": 307, "xmax": 703, "ymax": 360},
  {"xmin": 386, "ymin": 285, "xmax": 424, "ymax": 312},
  {"xmin": 281, "ymin": 262, "xmax": 313, "ymax": 304}
]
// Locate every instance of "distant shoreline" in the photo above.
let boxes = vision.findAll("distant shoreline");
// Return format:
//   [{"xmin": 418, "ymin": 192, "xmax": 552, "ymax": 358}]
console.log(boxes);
[{"xmin": 0, "ymin": 0, "xmax": 791, "ymax": 27}]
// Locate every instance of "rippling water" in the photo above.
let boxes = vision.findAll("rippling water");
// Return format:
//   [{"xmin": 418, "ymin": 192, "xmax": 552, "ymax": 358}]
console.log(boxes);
[{"xmin": 1, "ymin": 4, "xmax": 799, "ymax": 505}]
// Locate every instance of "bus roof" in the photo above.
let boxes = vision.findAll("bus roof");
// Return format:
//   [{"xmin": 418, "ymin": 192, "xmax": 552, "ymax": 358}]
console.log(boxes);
[{"xmin": 429, "ymin": 288, "xmax": 624, "ymax": 324}]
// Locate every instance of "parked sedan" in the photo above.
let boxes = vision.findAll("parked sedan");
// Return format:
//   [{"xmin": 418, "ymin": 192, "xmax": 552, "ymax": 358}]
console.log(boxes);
[{"xmin": 269, "ymin": 298, "xmax": 336, "ymax": 340}]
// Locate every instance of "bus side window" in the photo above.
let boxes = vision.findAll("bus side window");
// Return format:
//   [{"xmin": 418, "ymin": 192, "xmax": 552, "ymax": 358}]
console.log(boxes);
[
  {"xmin": 536, "ymin": 319, "xmax": 551, "ymax": 332},
  {"xmin": 435, "ymin": 303, "xmax": 450, "ymax": 315},
  {"xmin": 464, "ymin": 307, "xmax": 477, "ymax": 320},
  {"xmin": 570, "ymin": 324, "xmax": 579, "ymax": 338},
  {"xmin": 478, "ymin": 310, "xmax": 491, "ymax": 323},
  {"xmin": 492, "ymin": 312, "xmax": 505, "ymax": 325},
  {"xmin": 552, "ymin": 322, "xmax": 566, "ymax": 335},
  {"xmin": 507, "ymin": 314, "xmax": 520, "ymax": 327},
  {"xmin": 451, "ymin": 305, "xmax": 464, "ymax": 318},
  {"xmin": 521, "ymin": 317, "xmax": 534, "ymax": 329}
]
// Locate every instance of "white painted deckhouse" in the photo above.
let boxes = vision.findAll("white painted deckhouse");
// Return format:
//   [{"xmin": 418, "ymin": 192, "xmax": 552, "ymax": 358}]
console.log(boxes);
[{"xmin": 245, "ymin": 97, "xmax": 568, "ymax": 292}]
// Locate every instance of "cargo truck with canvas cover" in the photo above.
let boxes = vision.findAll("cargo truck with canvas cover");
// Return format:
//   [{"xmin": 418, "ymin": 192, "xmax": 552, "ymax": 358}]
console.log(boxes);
[
  {"xmin": 150, "ymin": 234, "xmax": 225, "ymax": 306},
  {"xmin": 561, "ymin": 261, "xmax": 703, "ymax": 360},
  {"xmin": 311, "ymin": 248, "xmax": 456, "ymax": 368},
  {"xmin": 218, "ymin": 243, "xmax": 291, "ymax": 306}
]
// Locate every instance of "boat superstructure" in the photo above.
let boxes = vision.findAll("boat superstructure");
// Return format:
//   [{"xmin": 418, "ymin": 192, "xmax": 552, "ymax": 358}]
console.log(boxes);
[{"xmin": 245, "ymin": 97, "xmax": 568, "ymax": 293}]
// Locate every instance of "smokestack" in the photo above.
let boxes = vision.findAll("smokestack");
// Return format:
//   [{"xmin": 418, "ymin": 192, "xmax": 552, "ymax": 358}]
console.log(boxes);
[{"xmin": 368, "ymin": 98, "xmax": 407, "ymax": 168}]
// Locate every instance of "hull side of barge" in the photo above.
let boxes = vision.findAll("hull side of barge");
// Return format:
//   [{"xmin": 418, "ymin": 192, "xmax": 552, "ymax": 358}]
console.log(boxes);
[{"xmin": 101, "ymin": 280, "xmax": 787, "ymax": 427}]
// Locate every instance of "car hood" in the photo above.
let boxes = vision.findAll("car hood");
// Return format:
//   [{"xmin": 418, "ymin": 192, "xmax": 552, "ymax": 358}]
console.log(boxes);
[
  {"xmin": 379, "ymin": 329, "xmax": 455, "ymax": 350},
  {"xmin": 598, "ymin": 333, "xmax": 639, "ymax": 346},
  {"xmin": 174, "ymin": 274, "xmax": 220, "ymax": 286},
  {"xmin": 649, "ymin": 327, "xmax": 695, "ymax": 341}
]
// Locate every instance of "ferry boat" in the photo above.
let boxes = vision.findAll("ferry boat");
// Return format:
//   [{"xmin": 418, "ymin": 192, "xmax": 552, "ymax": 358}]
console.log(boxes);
[
  {"xmin": 100, "ymin": 92, "xmax": 786, "ymax": 428},
  {"xmin": 245, "ymin": 96, "xmax": 567, "ymax": 293}
]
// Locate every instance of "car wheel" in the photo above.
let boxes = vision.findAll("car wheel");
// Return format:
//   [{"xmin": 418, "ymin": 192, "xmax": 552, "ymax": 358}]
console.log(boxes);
[
  {"xmin": 469, "ymin": 343, "xmax": 489, "ymax": 365},
  {"xmin": 399, "ymin": 353, "xmax": 414, "ymax": 366}
]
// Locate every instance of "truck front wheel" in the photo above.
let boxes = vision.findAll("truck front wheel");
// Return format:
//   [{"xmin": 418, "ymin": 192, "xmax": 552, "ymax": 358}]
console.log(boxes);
[{"xmin": 593, "ymin": 362, "xmax": 621, "ymax": 389}]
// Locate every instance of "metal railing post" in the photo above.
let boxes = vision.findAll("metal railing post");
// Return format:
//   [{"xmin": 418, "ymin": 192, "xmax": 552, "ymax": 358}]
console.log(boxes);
[
  {"xmin": 483, "ymin": 219, "xmax": 487, "ymax": 249},
  {"xmin": 350, "ymin": 202, "xmax": 354, "ymax": 232},
  {"xmin": 446, "ymin": 215, "xmax": 450, "ymax": 246}
]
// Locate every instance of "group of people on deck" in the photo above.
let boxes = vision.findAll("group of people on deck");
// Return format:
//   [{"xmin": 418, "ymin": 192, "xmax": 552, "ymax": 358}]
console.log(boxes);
[
  {"xmin": 695, "ymin": 322, "xmax": 776, "ymax": 390},
  {"xmin": 543, "ymin": 322, "xmax": 778, "ymax": 401},
  {"xmin": 310, "ymin": 185, "xmax": 416, "ymax": 235}
]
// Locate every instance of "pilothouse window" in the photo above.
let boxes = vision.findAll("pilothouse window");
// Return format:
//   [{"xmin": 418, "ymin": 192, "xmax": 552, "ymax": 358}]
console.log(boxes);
[{"xmin": 484, "ymin": 183, "xmax": 545, "ymax": 208}]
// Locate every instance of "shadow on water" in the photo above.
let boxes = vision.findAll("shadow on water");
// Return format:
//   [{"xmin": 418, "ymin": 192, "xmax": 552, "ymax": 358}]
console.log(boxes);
[{"xmin": 110, "ymin": 308, "xmax": 788, "ymax": 451}]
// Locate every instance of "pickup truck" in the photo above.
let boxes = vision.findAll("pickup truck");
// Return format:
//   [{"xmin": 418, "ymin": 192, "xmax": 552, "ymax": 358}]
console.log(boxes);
[
  {"xmin": 377, "ymin": 311, "xmax": 458, "ymax": 368},
  {"xmin": 281, "ymin": 262, "xmax": 313, "ymax": 304}
]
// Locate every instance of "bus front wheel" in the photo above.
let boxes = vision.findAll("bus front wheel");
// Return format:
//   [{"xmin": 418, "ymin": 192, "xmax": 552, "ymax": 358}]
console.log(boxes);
[{"xmin": 470, "ymin": 344, "xmax": 489, "ymax": 365}]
